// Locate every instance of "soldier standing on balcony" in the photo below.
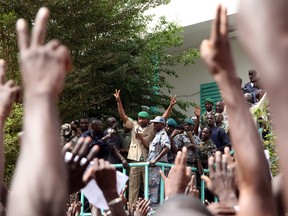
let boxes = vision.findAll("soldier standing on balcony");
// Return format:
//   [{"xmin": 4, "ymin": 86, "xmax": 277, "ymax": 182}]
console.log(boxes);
[
  {"xmin": 113, "ymin": 89, "xmax": 176, "ymax": 209},
  {"xmin": 147, "ymin": 116, "xmax": 170, "ymax": 209}
]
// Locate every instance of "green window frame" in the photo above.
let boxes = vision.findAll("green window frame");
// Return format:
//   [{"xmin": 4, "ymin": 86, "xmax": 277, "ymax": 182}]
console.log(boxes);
[{"xmin": 200, "ymin": 82, "xmax": 222, "ymax": 115}]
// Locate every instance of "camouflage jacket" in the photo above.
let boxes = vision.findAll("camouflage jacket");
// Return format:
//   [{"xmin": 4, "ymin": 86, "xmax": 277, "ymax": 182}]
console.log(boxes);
[{"xmin": 199, "ymin": 139, "xmax": 217, "ymax": 162}]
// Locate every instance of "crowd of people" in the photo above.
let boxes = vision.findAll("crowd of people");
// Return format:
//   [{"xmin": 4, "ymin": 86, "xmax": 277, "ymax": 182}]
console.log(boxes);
[
  {"xmin": 0, "ymin": 1, "xmax": 287, "ymax": 216},
  {"xmin": 60, "ymin": 67, "xmax": 267, "ymax": 213}
]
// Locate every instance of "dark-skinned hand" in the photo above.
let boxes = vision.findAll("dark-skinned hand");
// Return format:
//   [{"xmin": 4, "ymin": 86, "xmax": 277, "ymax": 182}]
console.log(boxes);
[
  {"xmin": 64, "ymin": 137, "xmax": 99, "ymax": 194},
  {"xmin": 134, "ymin": 199, "xmax": 151, "ymax": 216},
  {"xmin": 159, "ymin": 147, "xmax": 191, "ymax": 199},
  {"xmin": 185, "ymin": 175, "xmax": 199, "ymax": 198},
  {"xmin": 0, "ymin": 60, "xmax": 20, "ymax": 121},
  {"xmin": 207, "ymin": 202, "xmax": 237, "ymax": 216},
  {"xmin": 201, "ymin": 151, "xmax": 237, "ymax": 206},
  {"xmin": 92, "ymin": 158, "xmax": 118, "ymax": 202}
]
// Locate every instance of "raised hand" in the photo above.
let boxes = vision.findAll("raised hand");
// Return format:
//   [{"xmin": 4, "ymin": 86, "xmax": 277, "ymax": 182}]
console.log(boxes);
[
  {"xmin": 67, "ymin": 201, "xmax": 82, "ymax": 216},
  {"xmin": 113, "ymin": 89, "xmax": 121, "ymax": 102},
  {"xmin": 169, "ymin": 95, "xmax": 177, "ymax": 106},
  {"xmin": 185, "ymin": 175, "xmax": 199, "ymax": 198},
  {"xmin": 170, "ymin": 129, "xmax": 180, "ymax": 138},
  {"xmin": 134, "ymin": 199, "xmax": 151, "ymax": 216},
  {"xmin": 8, "ymin": 8, "xmax": 72, "ymax": 216},
  {"xmin": 0, "ymin": 60, "xmax": 20, "ymax": 186},
  {"xmin": 0, "ymin": 60, "xmax": 20, "ymax": 120},
  {"xmin": 200, "ymin": 5, "xmax": 235, "ymax": 81},
  {"xmin": 201, "ymin": 4, "xmax": 276, "ymax": 216},
  {"xmin": 194, "ymin": 106, "xmax": 201, "ymax": 118},
  {"xmin": 64, "ymin": 137, "xmax": 99, "ymax": 194},
  {"xmin": 224, "ymin": 146, "xmax": 234, "ymax": 166},
  {"xmin": 16, "ymin": 7, "xmax": 71, "ymax": 99},
  {"xmin": 93, "ymin": 159, "xmax": 118, "ymax": 199},
  {"xmin": 207, "ymin": 202, "xmax": 236, "ymax": 216},
  {"xmin": 201, "ymin": 151, "xmax": 237, "ymax": 206},
  {"xmin": 91, "ymin": 159, "xmax": 127, "ymax": 216},
  {"xmin": 119, "ymin": 185, "xmax": 128, "ymax": 206},
  {"xmin": 237, "ymin": 0, "xmax": 288, "ymax": 87},
  {"xmin": 238, "ymin": 0, "xmax": 288, "ymax": 212},
  {"xmin": 159, "ymin": 147, "xmax": 191, "ymax": 199}
]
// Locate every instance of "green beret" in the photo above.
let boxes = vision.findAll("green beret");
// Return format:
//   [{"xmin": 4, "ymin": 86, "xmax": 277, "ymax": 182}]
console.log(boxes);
[
  {"xmin": 166, "ymin": 118, "xmax": 177, "ymax": 127},
  {"xmin": 205, "ymin": 98, "xmax": 214, "ymax": 105},
  {"xmin": 138, "ymin": 111, "xmax": 150, "ymax": 119},
  {"xmin": 184, "ymin": 118, "xmax": 195, "ymax": 125}
]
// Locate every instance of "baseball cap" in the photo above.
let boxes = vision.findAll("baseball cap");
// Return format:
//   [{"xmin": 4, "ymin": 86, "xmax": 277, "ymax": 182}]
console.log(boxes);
[
  {"xmin": 138, "ymin": 111, "xmax": 150, "ymax": 119},
  {"xmin": 151, "ymin": 116, "xmax": 165, "ymax": 124},
  {"xmin": 166, "ymin": 118, "xmax": 177, "ymax": 127}
]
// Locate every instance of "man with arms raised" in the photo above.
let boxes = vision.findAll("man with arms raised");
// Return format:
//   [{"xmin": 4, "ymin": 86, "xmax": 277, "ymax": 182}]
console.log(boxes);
[{"xmin": 113, "ymin": 89, "xmax": 176, "ymax": 208}]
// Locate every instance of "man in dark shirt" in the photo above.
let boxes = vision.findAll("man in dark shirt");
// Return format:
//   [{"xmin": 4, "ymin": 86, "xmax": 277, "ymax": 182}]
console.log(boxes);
[
  {"xmin": 103, "ymin": 117, "xmax": 128, "ymax": 168},
  {"xmin": 206, "ymin": 113, "xmax": 230, "ymax": 152},
  {"xmin": 243, "ymin": 69, "xmax": 258, "ymax": 103},
  {"xmin": 81, "ymin": 118, "xmax": 105, "ymax": 158}
]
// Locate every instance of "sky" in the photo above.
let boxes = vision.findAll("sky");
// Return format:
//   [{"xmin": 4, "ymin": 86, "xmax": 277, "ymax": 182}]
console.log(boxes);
[{"xmin": 146, "ymin": 0, "xmax": 239, "ymax": 27}]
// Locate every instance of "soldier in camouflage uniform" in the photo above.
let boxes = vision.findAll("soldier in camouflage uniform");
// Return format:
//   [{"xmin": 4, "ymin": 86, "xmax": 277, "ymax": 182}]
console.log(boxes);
[
  {"xmin": 183, "ymin": 118, "xmax": 201, "ymax": 165},
  {"xmin": 165, "ymin": 118, "xmax": 178, "ymax": 164},
  {"xmin": 200, "ymin": 98, "xmax": 215, "ymax": 129},
  {"xmin": 199, "ymin": 127, "xmax": 217, "ymax": 169},
  {"xmin": 169, "ymin": 123, "xmax": 193, "ymax": 164}
]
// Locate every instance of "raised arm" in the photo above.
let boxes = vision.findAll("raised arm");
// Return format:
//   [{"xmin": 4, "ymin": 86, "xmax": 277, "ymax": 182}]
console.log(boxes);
[
  {"xmin": 238, "ymin": 0, "xmax": 288, "ymax": 210},
  {"xmin": 194, "ymin": 106, "xmax": 200, "ymax": 136},
  {"xmin": 8, "ymin": 8, "xmax": 71, "ymax": 216},
  {"xmin": 113, "ymin": 89, "xmax": 128, "ymax": 123},
  {"xmin": 0, "ymin": 60, "xmax": 20, "ymax": 189},
  {"xmin": 170, "ymin": 130, "xmax": 181, "ymax": 154},
  {"xmin": 162, "ymin": 95, "xmax": 177, "ymax": 119},
  {"xmin": 200, "ymin": 5, "xmax": 276, "ymax": 216}
]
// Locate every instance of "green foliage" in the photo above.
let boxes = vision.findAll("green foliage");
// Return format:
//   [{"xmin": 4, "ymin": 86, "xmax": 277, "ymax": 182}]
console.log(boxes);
[
  {"xmin": 0, "ymin": 0, "xmax": 200, "ymax": 124},
  {"xmin": 3, "ymin": 103, "xmax": 23, "ymax": 185},
  {"xmin": 0, "ymin": 11, "xmax": 19, "ymax": 82},
  {"xmin": 253, "ymin": 104, "xmax": 279, "ymax": 176}
]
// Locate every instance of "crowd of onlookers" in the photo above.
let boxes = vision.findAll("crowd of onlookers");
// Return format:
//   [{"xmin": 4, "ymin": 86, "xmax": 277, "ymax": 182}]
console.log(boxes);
[
  {"xmin": 59, "ymin": 64, "xmax": 268, "ymax": 213},
  {"xmin": 0, "ymin": 1, "xmax": 288, "ymax": 216}
]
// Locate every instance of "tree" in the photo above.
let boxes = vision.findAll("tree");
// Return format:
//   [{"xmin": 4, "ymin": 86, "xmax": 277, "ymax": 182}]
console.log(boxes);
[
  {"xmin": 253, "ymin": 104, "xmax": 279, "ymax": 176},
  {"xmin": 0, "ymin": 0, "xmax": 199, "ymax": 124},
  {"xmin": 3, "ymin": 103, "xmax": 23, "ymax": 185}
]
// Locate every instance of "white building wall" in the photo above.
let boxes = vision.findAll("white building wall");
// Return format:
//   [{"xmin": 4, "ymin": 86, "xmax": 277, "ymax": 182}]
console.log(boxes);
[{"xmin": 165, "ymin": 39, "xmax": 255, "ymax": 117}]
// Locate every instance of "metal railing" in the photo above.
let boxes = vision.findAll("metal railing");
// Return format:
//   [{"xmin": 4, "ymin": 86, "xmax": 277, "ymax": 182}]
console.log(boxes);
[{"xmin": 79, "ymin": 162, "xmax": 209, "ymax": 215}]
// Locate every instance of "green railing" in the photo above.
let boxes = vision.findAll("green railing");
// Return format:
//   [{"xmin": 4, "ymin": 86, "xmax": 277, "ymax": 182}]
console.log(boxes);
[{"xmin": 79, "ymin": 162, "xmax": 209, "ymax": 215}]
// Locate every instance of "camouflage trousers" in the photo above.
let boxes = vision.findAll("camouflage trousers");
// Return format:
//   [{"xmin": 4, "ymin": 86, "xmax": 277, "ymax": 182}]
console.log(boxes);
[{"xmin": 148, "ymin": 167, "xmax": 161, "ymax": 205}]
